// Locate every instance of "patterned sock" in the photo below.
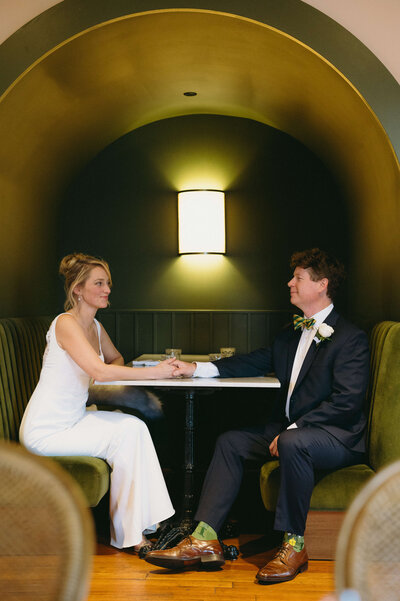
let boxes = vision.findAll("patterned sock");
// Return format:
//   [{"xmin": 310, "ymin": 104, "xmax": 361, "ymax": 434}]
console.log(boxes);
[
  {"xmin": 284, "ymin": 532, "xmax": 304, "ymax": 552},
  {"xmin": 192, "ymin": 521, "xmax": 218, "ymax": 541}
]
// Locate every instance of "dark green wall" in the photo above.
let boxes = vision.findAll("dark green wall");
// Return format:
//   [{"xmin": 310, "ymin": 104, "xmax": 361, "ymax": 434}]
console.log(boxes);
[{"xmin": 58, "ymin": 115, "xmax": 349, "ymax": 312}]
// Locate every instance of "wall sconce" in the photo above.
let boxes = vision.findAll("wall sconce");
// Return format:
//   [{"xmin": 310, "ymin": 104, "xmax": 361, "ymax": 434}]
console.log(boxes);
[{"xmin": 178, "ymin": 190, "xmax": 226, "ymax": 254}]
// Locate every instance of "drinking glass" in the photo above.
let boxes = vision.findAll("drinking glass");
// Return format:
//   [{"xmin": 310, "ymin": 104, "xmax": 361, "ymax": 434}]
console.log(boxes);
[
  {"xmin": 220, "ymin": 347, "xmax": 236, "ymax": 357},
  {"xmin": 165, "ymin": 348, "xmax": 182, "ymax": 359}
]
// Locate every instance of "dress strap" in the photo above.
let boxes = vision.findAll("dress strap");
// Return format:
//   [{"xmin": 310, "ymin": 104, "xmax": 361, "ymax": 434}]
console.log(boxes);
[{"xmin": 94, "ymin": 318, "xmax": 103, "ymax": 356}]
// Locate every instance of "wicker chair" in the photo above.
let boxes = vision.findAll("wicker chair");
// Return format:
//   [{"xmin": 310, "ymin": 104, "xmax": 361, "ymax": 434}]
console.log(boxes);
[
  {"xmin": 0, "ymin": 441, "xmax": 94, "ymax": 601},
  {"xmin": 335, "ymin": 458, "xmax": 400, "ymax": 601}
]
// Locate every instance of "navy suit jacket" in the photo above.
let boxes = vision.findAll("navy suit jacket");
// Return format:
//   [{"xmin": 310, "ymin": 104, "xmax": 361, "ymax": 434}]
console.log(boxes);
[{"xmin": 214, "ymin": 309, "xmax": 369, "ymax": 453}]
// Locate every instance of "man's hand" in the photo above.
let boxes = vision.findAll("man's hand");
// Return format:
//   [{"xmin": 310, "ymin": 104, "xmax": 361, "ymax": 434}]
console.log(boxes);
[
  {"xmin": 172, "ymin": 360, "xmax": 196, "ymax": 378},
  {"xmin": 269, "ymin": 435, "xmax": 280, "ymax": 457}
]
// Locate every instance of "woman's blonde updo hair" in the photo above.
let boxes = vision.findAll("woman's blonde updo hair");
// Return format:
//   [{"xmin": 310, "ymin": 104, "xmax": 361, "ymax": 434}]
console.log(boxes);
[{"xmin": 59, "ymin": 253, "xmax": 112, "ymax": 311}]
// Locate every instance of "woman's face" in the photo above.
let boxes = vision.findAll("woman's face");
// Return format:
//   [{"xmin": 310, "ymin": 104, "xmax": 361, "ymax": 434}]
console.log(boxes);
[{"xmin": 76, "ymin": 266, "xmax": 111, "ymax": 309}]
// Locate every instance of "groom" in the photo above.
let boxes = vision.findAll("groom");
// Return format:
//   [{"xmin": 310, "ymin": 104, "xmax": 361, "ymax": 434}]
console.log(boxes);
[{"xmin": 146, "ymin": 248, "xmax": 369, "ymax": 584}]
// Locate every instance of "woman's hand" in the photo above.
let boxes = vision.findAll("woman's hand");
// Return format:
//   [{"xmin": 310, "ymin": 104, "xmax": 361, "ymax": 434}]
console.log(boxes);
[
  {"xmin": 148, "ymin": 358, "xmax": 177, "ymax": 379},
  {"xmin": 269, "ymin": 435, "xmax": 280, "ymax": 457}
]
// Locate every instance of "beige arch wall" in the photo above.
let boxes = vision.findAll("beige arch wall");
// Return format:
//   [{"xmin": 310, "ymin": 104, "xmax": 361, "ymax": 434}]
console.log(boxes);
[{"xmin": 0, "ymin": 9, "xmax": 398, "ymax": 321}]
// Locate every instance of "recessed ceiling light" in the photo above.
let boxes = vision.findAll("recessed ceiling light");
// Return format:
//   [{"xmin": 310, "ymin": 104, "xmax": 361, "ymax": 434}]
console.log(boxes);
[{"xmin": 183, "ymin": 91, "xmax": 197, "ymax": 96}]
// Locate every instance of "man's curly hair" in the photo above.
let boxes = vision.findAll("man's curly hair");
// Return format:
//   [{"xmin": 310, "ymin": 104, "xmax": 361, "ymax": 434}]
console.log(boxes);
[{"xmin": 290, "ymin": 248, "xmax": 346, "ymax": 301}]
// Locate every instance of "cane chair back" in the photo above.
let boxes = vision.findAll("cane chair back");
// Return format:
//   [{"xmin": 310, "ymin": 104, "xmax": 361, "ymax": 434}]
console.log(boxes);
[
  {"xmin": 0, "ymin": 441, "xmax": 94, "ymax": 600},
  {"xmin": 336, "ymin": 459, "xmax": 400, "ymax": 601}
]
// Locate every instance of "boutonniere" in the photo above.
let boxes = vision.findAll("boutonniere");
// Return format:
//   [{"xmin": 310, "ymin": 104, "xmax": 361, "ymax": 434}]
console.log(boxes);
[{"xmin": 314, "ymin": 323, "xmax": 334, "ymax": 344}]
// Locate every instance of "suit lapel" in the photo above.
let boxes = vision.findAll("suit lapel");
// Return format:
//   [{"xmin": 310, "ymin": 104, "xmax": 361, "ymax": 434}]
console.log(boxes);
[{"xmin": 291, "ymin": 308, "xmax": 340, "ymax": 393}]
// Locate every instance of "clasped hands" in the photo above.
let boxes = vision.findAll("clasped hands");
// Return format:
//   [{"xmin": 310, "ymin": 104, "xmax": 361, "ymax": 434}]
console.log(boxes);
[
  {"xmin": 152, "ymin": 358, "xmax": 197, "ymax": 379},
  {"xmin": 160, "ymin": 358, "xmax": 197, "ymax": 377}
]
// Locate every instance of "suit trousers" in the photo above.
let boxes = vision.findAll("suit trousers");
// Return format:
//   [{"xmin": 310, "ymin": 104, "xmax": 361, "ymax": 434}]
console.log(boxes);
[{"xmin": 194, "ymin": 423, "xmax": 364, "ymax": 536}]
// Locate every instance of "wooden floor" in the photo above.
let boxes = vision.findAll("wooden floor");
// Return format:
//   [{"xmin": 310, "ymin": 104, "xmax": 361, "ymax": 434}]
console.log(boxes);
[{"xmin": 87, "ymin": 536, "xmax": 335, "ymax": 601}]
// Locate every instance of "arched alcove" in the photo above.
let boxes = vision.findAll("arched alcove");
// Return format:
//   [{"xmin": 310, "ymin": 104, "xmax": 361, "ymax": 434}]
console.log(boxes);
[
  {"xmin": 59, "ymin": 114, "xmax": 349, "ymax": 311},
  {"xmin": 0, "ymin": 8, "xmax": 398, "ymax": 324}
]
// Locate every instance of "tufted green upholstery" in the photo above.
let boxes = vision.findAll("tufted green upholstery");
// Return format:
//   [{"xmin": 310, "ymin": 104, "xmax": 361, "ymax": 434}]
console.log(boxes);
[
  {"xmin": 0, "ymin": 316, "xmax": 110, "ymax": 507},
  {"xmin": 260, "ymin": 321, "xmax": 400, "ymax": 513}
]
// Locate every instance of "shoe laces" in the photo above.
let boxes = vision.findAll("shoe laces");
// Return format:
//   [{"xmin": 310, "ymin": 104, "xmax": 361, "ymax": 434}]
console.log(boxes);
[
  {"xmin": 138, "ymin": 543, "xmax": 154, "ymax": 559},
  {"xmin": 275, "ymin": 543, "xmax": 291, "ymax": 564}
]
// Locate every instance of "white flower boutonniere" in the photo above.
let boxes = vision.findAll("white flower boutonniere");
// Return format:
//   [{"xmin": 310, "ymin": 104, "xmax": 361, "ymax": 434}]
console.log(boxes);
[{"xmin": 315, "ymin": 323, "xmax": 334, "ymax": 343}]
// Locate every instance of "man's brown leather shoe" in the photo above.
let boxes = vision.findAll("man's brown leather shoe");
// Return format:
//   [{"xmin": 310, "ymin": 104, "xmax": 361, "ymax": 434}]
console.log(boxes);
[
  {"xmin": 256, "ymin": 542, "xmax": 308, "ymax": 584},
  {"xmin": 145, "ymin": 535, "xmax": 225, "ymax": 570}
]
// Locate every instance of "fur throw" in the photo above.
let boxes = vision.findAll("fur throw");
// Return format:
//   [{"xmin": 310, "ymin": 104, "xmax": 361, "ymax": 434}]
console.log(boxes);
[{"xmin": 87, "ymin": 384, "xmax": 163, "ymax": 420}]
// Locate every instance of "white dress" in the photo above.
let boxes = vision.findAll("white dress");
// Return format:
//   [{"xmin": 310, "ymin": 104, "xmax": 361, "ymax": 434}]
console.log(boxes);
[{"xmin": 19, "ymin": 314, "xmax": 174, "ymax": 548}]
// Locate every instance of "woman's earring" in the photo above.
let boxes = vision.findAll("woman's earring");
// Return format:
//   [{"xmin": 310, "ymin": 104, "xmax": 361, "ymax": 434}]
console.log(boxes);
[{"xmin": 78, "ymin": 296, "xmax": 82, "ymax": 302}]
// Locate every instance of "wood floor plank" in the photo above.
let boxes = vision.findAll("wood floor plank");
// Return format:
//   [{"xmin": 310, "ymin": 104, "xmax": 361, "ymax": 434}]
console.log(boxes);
[{"xmin": 86, "ymin": 539, "xmax": 335, "ymax": 601}]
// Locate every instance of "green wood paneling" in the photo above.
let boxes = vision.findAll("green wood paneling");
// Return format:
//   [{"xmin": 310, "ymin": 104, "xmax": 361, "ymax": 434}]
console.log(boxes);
[{"xmin": 98, "ymin": 309, "xmax": 291, "ymax": 359}]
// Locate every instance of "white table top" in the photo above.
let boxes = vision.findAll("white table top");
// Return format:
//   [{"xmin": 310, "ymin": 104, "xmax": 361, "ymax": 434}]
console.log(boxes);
[
  {"xmin": 95, "ymin": 353, "xmax": 280, "ymax": 388},
  {"xmin": 94, "ymin": 376, "xmax": 280, "ymax": 388}
]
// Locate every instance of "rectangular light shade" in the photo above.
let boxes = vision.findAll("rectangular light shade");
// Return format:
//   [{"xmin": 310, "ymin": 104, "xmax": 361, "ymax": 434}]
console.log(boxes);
[{"xmin": 178, "ymin": 190, "xmax": 226, "ymax": 254}]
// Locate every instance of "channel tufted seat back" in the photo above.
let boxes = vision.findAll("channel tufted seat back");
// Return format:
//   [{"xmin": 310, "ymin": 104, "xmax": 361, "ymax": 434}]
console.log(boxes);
[
  {"xmin": 260, "ymin": 321, "xmax": 400, "ymax": 558},
  {"xmin": 366, "ymin": 321, "xmax": 400, "ymax": 471},
  {"xmin": 0, "ymin": 317, "xmax": 51, "ymax": 440},
  {"xmin": 0, "ymin": 316, "xmax": 110, "ymax": 507}
]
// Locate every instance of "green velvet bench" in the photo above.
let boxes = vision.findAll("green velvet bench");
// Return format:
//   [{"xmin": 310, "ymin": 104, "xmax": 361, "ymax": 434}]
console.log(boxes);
[
  {"xmin": 0, "ymin": 316, "xmax": 110, "ymax": 507},
  {"xmin": 260, "ymin": 321, "xmax": 400, "ymax": 559}
]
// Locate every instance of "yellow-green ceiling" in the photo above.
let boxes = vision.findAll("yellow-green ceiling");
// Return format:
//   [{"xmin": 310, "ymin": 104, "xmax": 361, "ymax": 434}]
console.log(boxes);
[{"xmin": 1, "ymin": 10, "xmax": 397, "ymax": 187}]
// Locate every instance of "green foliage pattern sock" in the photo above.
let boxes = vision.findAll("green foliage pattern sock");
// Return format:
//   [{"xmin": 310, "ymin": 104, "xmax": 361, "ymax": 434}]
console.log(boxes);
[
  {"xmin": 192, "ymin": 521, "xmax": 218, "ymax": 541},
  {"xmin": 283, "ymin": 532, "xmax": 304, "ymax": 552}
]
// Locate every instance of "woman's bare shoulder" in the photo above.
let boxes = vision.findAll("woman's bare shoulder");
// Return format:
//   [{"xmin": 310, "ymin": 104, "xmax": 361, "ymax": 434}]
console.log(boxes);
[{"xmin": 56, "ymin": 313, "xmax": 79, "ymax": 332}]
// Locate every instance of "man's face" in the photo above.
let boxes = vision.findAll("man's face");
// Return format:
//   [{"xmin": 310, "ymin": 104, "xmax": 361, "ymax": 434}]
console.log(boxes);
[{"xmin": 288, "ymin": 267, "xmax": 327, "ymax": 313}]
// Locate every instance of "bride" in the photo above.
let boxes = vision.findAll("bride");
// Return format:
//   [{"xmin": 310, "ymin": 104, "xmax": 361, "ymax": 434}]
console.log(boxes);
[{"xmin": 20, "ymin": 252, "xmax": 175, "ymax": 551}]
